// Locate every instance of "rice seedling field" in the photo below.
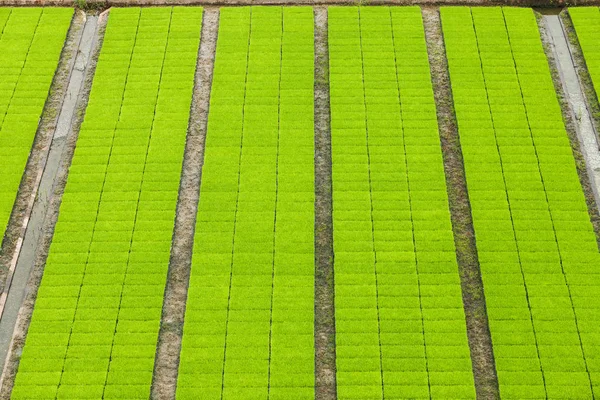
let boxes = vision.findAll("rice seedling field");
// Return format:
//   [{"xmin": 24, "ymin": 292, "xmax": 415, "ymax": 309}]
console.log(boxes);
[
  {"xmin": 0, "ymin": 8, "xmax": 71, "ymax": 240},
  {"xmin": 1, "ymin": 3, "xmax": 600, "ymax": 400}
]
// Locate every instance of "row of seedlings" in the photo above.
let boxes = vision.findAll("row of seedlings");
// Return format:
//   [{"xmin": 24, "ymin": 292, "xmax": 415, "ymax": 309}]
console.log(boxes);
[
  {"xmin": 569, "ymin": 7, "xmax": 600, "ymax": 100},
  {"xmin": 177, "ymin": 6, "xmax": 316, "ymax": 399},
  {"xmin": 0, "ymin": 8, "xmax": 72, "ymax": 239},
  {"xmin": 329, "ymin": 6, "xmax": 475, "ymax": 399},
  {"xmin": 12, "ymin": 7, "xmax": 202, "ymax": 399},
  {"xmin": 442, "ymin": 6, "xmax": 600, "ymax": 399}
]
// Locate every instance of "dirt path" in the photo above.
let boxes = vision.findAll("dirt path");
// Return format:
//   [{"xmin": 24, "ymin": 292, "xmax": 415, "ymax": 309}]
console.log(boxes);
[
  {"xmin": 150, "ymin": 8, "xmax": 218, "ymax": 399},
  {"xmin": 313, "ymin": 6, "xmax": 336, "ymax": 400},
  {"xmin": 422, "ymin": 7, "xmax": 500, "ymax": 400}
]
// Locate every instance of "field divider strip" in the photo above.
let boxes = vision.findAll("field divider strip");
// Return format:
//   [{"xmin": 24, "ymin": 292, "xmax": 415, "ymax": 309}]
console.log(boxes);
[
  {"xmin": 421, "ymin": 7, "xmax": 500, "ymax": 399},
  {"xmin": 313, "ymin": 6, "xmax": 336, "ymax": 400},
  {"xmin": 267, "ymin": 6, "xmax": 284, "ymax": 396},
  {"xmin": 0, "ymin": 9, "xmax": 12, "ymax": 44},
  {"xmin": 151, "ymin": 7, "xmax": 218, "ymax": 399}
]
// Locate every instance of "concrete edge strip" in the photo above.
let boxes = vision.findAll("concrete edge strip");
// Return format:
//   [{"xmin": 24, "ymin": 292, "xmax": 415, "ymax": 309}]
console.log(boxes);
[
  {"xmin": 0, "ymin": 10, "xmax": 86, "ymax": 321},
  {"xmin": 313, "ymin": 6, "xmax": 336, "ymax": 400},
  {"xmin": 150, "ymin": 7, "xmax": 219, "ymax": 398},
  {"xmin": 543, "ymin": 14, "xmax": 600, "ymax": 214},
  {"xmin": 421, "ymin": 6, "xmax": 500, "ymax": 399},
  {"xmin": 0, "ymin": 11, "xmax": 104, "ymax": 393}
]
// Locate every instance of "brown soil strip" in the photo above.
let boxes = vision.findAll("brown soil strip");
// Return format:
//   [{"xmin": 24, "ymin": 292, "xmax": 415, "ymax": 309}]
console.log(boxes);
[
  {"xmin": 0, "ymin": 10, "xmax": 81, "ymax": 298},
  {"xmin": 560, "ymin": 11, "xmax": 600, "ymax": 159},
  {"xmin": 313, "ymin": 6, "xmax": 336, "ymax": 400},
  {"xmin": 150, "ymin": 8, "xmax": 218, "ymax": 400},
  {"xmin": 5, "ymin": 0, "xmax": 600, "ymax": 9},
  {"xmin": 421, "ymin": 7, "xmax": 500, "ymax": 400},
  {"xmin": 537, "ymin": 11, "xmax": 600, "ymax": 247},
  {"xmin": 0, "ymin": 11, "xmax": 107, "ymax": 398}
]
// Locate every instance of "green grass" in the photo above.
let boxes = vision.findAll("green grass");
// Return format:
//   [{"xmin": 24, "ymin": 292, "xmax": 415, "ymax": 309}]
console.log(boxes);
[
  {"xmin": 329, "ymin": 6, "xmax": 475, "ymax": 399},
  {"xmin": 442, "ymin": 6, "xmax": 600, "ymax": 398},
  {"xmin": 11, "ymin": 7, "xmax": 202, "ymax": 399},
  {"xmin": 176, "ymin": 6, "xmax": 315, "ymax": 400}
]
